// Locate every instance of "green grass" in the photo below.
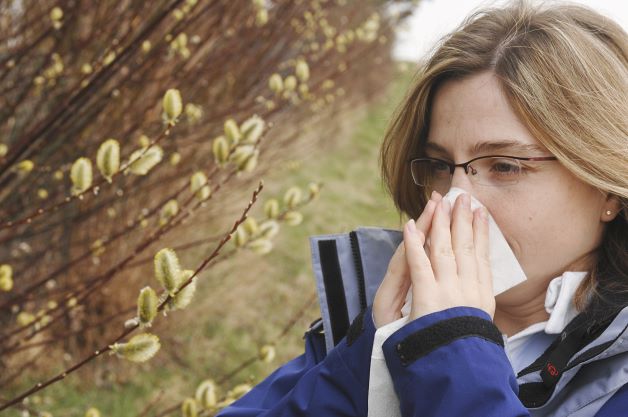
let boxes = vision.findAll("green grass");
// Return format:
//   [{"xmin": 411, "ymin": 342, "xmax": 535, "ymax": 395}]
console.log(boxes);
[{"xmin": 3, "ymin": 66, "xmax": 415, "ymax": 416}]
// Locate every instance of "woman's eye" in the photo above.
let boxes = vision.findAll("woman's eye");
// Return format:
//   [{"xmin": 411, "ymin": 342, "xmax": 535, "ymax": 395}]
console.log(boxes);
[
  {"xmin": 433, "ymin": 161, "xmax": 449, "ymax": 171},
  {"xmin": 491, "ymin": 162, "xmax": 520, "ymax": 174}
]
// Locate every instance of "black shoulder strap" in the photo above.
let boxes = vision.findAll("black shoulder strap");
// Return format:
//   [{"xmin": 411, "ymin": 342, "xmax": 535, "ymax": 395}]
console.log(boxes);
[{"xmin": 517, "ymin": 308, "xmax": 621, "ymax": 408}]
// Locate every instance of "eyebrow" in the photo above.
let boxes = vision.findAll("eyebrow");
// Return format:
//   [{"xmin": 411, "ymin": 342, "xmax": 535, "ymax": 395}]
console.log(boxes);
[{"xmin": 424, "ymin": 140, "xmax": 546, "ymax": 156}]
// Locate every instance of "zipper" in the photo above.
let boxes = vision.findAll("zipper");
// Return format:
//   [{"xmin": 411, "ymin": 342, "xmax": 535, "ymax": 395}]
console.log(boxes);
[{"xmin": 349, "ymin": 230, "xmax": 368, "ymax": 311}]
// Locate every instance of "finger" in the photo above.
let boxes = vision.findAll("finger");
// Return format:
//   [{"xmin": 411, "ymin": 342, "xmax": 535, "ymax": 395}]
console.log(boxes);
[
  {"xmin": 377, "ymin": 242, "xmax": 412, "ymax": 302},
  {"xmin": 429, "ymin": 199, "xmax": 458, "ymax": 283},
  {"xmin": 404, "ymin": 219, "xmax": 435, "ymax": 294},
  {"xmin": 451, "ymin": 193, "xmax": 477, "ymax": 283},
  {"xmin": 373, "ymin": 236, "xmax": 414, "ymax": 326},
  {"xmin": 403, "ymin": 194, "xmax": 440, "ymax": 279},
  {"xmin": 473, "ymin": 206, "xmax": 493, "ymax": 293},
  {"xmin": 416, "ymin": 192, "xmax": 442, "ymax": 233}
]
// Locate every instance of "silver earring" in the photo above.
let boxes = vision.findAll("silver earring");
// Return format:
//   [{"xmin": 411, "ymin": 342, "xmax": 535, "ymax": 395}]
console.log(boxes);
[{"xmin": 605, "ymin": 210, "xmax": 612, "ymax": 216}]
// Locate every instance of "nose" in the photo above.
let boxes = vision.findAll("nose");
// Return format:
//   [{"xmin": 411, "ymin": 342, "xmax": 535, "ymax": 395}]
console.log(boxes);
[{"xmin": 448, "ymin": 165, "xmax": 474, "ymax": 195}]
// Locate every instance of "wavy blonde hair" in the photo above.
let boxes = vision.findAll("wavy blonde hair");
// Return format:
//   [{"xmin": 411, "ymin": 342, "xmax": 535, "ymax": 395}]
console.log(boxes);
[{"xmin": 379, "ymin": 0, "xmax": 628, "ymax": 316}]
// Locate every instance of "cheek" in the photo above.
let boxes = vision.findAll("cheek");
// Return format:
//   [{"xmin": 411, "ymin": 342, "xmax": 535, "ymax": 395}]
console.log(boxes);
[
  {"xmin": 482, "ymin": 190, "xmax": 553, "ymax": 257},
  {"xmin": 483, "ymin": 182, "xmax": 602, "ymax": 275}
]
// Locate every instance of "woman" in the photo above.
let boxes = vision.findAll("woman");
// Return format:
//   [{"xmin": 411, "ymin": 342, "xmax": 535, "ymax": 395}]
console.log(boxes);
[{"xmin": 217, "ymin": 0, "xmax": 628, "ymax": 415}]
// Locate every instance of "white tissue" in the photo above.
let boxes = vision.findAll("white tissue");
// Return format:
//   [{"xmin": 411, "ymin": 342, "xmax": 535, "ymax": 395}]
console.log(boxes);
[{"xmin": 425, "ymin": 187, "xmax": 527, "ymax": 296}]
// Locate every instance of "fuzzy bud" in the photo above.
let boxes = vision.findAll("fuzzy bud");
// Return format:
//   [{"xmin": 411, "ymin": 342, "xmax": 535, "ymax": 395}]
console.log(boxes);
[
  {"xmin": 224, "ymin": 119, "xmax": 241, "ymax": 146},
  {"xmin": 248, "ymin": 239, "xmax": 273, "ymax": 255},
  {"xmin": 138, "ymin": 134, "xmax": 151, "ymax": 148},
  {"xmin": 259, "ymin": 344, "xmax": 276, "ymax": 363},
  {"xmin": 70, "ymin": 157, "xmax": 93, "ymax": 195},
  {"xmin": 16, "ymin": 160, "xmax": 34, "ymax": 173},
  {"xmin": 0, "ymin": 264, "xmax": 13, "ymax": 292},
  {"xmin": 109, "ymin": 333, "xmax": 160, "ymax": 362},
  {"xmin": 85, "ymin": 407, "xmax": 101, "ymax": 417},
  {"xmin": 240, "ymin": 115, "xmax": 265, "ymax": 144},
  {"xmin": 233, "ymin": 225, "xmax": 248, "ymax": 248},
  {"xmin": 258, "ymin": 220, "xmax": 279, "ymax": 239},
  {"xmin": 216, "ymin": 397, "xmax": 236, "ymax": 409},
  {"xmin": 167, "ymin": 270, "xmax": 196, "ymax": 311},
  {"xmin": 96, "ymin": 138, "xmax": 120, "ymax": 182},
  {"xmin": 195, "ymin": 379, "xmax": 217, "ymax": 408},
  {"xmin": 160, "ymin": 199, "xmax": 179, "ymax": 226},
  {"xmin": 229, "ymin": 145, "xmax": 254, "ymax": 167},
  {"xmin": 185, "ymin": 103, "xmax": 203, "ymax": 124},
  {"xmin": 173, "ymin": 9, "xmax": 184, "ymax": 20},
  {"xmin": 172, "ymin": 32, "xmax": 188, "ymax": 49},
  {"xmin": 124, "ymin": 318, "xmax": 140, "ymax": 328},
  {"xmin": 284, "ymin": 211, "xmax": 303, "ymax": 226},
  {"xmin": 0, "ymin": 275, "xmax": 13, "ymax": 292},
  {"xmin": 283, "ymin": 186, "xmax": 302, "ymax": 209},
  {"xmin": 298, "ymin": 83, "xmax": 309, "ymax": 97},
  {"xmin": 228, "ymin": 384, "xmax": 252, "ymax": 399},
  {"xmin": 295, "ymin": 59, "xmax": 310, "ymax": 82},
  {"xmin": 17, "ymin": 311, "xmax": 36, "ymax": 326},
  {"xmin": 162, "ymin": 89, "xmax": 183, "ymax": 124},
  {"xmin": 255, "ymin": 9, "xmax": 268, "ymax": 26},
  {"xmin": 268, "ymin": 73, "xmax": 283, "ymax": 94},
  {"xmin": 154, "ymin": 248, "xmax": 182, "ymax": 295},
  {"xmin": 170, "ymin": 152, "xmax": 181, "ymax": 166},
  {"xmin": 126, "ymin": 146, "xmax": 163, "ymax": 175},
  {"xmin": 197, "ymin": 185, "xmax": 211, "ymax": 200},
  {"xmin": 242, "ymin": 217, "xmax": 259, "ymax": 236},
  {"xmin": 137, "ymin": 286, "xmax": 158, "ymax": 327},
  {"xmin": 103, "ymin": 51, "xmax": 116, "ymax": 66},
  {"xmin": 91, "ymin": 239, "xmax": 105, "ymax": 256},
  {"xmin": 240, "ymin": 149, "xmax": 259, "ymax": 172},
  {"xmin": 308, "ymin": 182, "xmax": 320, "ymax": 199},
  {"xmin": 283, "ymin": 75, "xmax": 297, "ymax": 92},
  {"xmin": 263, "ymin": 199, "xmax": 280, "ymax": 219},
  {"xmin": 181, "ymin": 398, "xmax": 198, "ymax": 417},
  {"xmin": 50, "ymin": 7, "xmax": 64, "ymax": 22},
  {"xmin": 190, "ymin": 171, "xmax": 210, "ymax": 200},
  {"xmin": 212, "ymin": 135, "xmax": 230, "ymax": 165}
]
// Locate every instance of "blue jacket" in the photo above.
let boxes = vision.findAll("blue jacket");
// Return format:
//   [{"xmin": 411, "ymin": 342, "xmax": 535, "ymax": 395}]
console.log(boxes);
[{"xmin": 217, "ymin": 227, "xmax": 628, "ymax": 416}]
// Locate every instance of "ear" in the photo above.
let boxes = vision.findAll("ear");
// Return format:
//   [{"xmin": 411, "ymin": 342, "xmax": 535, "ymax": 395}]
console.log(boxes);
[{"xmin": 601, "ymin": 194, "xmax": 623, "ymax": 222}]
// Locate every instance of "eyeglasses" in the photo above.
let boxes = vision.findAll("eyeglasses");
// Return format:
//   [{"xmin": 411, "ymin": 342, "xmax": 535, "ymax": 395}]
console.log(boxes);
[{"xmin": 408, "ymin": 155, "xmax": 558, "ymax": 195}]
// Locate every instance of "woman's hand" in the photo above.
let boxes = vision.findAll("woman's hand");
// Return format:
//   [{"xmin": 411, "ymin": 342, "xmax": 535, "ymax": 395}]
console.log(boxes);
[
  {"xmin": 372, "ymin": 191, "xmax": 443, "ymax": 328},
  {"xmin": 373, "ymin": 191, "xmax": 495, "ymax": 328}
]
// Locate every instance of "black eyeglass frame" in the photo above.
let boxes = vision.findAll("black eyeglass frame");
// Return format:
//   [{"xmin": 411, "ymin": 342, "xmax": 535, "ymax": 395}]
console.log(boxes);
[{"xmin": 407, "ymin": 154, "xmax": 559, "ymax": 185}]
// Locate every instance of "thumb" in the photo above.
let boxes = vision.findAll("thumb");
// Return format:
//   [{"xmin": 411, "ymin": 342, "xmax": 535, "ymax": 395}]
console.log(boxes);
[{"xmin": 373, "ymin": 242, "xmax": 411, "ymax": 328}]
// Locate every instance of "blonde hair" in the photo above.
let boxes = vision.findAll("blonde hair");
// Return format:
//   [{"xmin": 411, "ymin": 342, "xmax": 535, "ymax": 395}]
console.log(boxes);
[{"xmin": 379, "ymin": 0, "xmax": 628, "ymax": 315}]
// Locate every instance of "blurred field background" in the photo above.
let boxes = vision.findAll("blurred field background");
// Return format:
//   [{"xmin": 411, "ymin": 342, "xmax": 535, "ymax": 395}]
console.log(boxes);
[{"xmin": 0, "ymin": 0, "xmax": 416, "ymax": 415}]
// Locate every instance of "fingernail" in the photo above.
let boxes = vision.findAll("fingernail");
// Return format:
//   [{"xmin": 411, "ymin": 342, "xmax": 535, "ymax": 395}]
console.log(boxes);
[
  {"xmin": 407, "ymin": 218, "xmax": 416, "ymax": 232},
  {"xmin": 430, "ymin": 190, "xmax": 438, "ymax": 200}
]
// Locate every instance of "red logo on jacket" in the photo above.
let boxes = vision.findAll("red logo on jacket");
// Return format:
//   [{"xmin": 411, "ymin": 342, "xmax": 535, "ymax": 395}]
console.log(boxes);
[{"xmin": 546, "ymin": 362, "xmax": 559, "ymax": 377}]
